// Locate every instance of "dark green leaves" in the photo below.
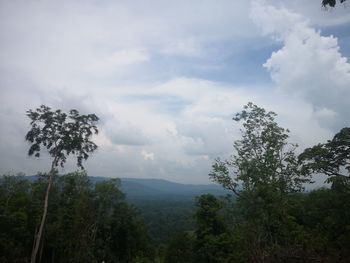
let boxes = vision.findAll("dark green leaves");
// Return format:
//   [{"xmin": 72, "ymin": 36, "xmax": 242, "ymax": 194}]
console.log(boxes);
[
  {"xmin": 25, "ymin": 105, "xmax": 99, "ymax": 169},
  {"xmin": 322, "ymin": 0, "xmax": 347, "ymax": 7},
  {"xmin": 299, "ymin": 127, "xmax": 350, "ymax": 188},
  {"xmin": 0, "ymin": 173, "xmax": 153, "ymax": 263}
]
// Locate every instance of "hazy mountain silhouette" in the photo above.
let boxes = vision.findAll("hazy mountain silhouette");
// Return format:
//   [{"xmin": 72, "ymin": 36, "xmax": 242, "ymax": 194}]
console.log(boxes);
[{"xmin": 26, "ymin": 175, "xmax": 228, "ymax": 199}]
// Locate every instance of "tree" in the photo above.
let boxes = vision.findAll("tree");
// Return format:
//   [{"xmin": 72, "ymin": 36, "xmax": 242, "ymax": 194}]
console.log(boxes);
[
  {"xmin": 92, "ymin": 179, "xmax": 153, "ymax": 263},
  {"xmin": 0, "ymin": 172, "xmax": 153, "ymax": 263},
  {"xmin": 210, "ymin": 102, "xmax": 309, "ymax": 197},
  {"xmin": 322, "ymin": 0, "xmax": 347, "ymax": 7},
  {"xmin": 209, "ymin": 102, "xmax": 311, "ymax": 261},
  {"xmin": 45, "ymin": 172, "xmax": 97, "ymax": 262},
  {"xmin": 25, "ymin": 105, "xmax": 99, "ymax": 263},
  {"xmin": 195, "ymin": 194, "xmax": 226, "ymax": 240},
  {"xmin": 191, "ymin": 194, "xmax": 247, "ymax": 263},
  {"xmin": 0, "ymin": 174, "xmax": 32, "ymax": 262},
  {"xmin": 194, "ymin": 194, "xmax": 228, "ymax": 263},
  {"xmin": 164, "ymin": 232, "xmax": 195, "ymax": 263},
  {"xmin": 299, "ymin": 127, "xmax": 350, "ymax": 189}
]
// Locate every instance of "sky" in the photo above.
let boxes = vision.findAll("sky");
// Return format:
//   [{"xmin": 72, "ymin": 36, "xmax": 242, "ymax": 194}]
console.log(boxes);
[{"xmin": 0, "ymin": 0, "xmax": 350, "ymax": 184}]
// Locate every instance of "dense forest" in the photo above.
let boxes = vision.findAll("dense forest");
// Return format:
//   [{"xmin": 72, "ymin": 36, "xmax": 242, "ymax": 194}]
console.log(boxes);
[{"xmin": 1, "ymin": 103, "xmax": 350, "ymax": 262}]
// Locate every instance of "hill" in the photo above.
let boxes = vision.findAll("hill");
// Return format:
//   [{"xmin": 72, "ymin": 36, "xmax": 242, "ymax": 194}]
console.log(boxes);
[
  {"xmin": 26, "ymin": 175, "xmax": 227, "ymax": 199},
  {"xmin": 119, "ymin": 178, "xmax": 227, "ymax": 199}
]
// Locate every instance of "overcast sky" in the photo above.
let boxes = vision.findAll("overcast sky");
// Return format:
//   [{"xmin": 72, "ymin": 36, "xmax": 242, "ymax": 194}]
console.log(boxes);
[{"xmin": 1, "ymin": 0, "xmax": 349, "ymax": 183}]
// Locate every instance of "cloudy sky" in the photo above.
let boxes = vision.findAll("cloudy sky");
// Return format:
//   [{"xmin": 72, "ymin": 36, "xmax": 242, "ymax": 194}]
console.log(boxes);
[{"xmin": 1, "ymin": 0, "xmax": 349, "ymax": 183}]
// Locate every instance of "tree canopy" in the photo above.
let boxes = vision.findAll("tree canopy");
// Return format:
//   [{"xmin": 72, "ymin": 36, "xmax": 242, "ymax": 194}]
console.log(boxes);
[
  {"xmin": 209, "ymin": 103, "xmax": 316, "ymax": 261},
  {"xmin": 299, "ymin": 127, "xmax": 350, "ymax": 188},
  {"xmin": 322, "ymin": 0, "xmax": 347, "ymax": 7},
  {"xmin": 26, "ymin": 105, "xmax": 99, "ymax": 169},
  {"xmin": 0, "ymin": 173, "xmax": 153, "ymax": 263},
  {"xmin": 210, "ymin": 102, "xmax": 310, "ymax": 197},
  {"xmin": 25, "ymin": 105, "xmax": 99, "ymax": 263}
]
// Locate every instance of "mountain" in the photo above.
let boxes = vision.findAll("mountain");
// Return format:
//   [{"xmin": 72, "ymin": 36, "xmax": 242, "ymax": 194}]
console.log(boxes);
[
  {"xmin": 95, "ymin": 177, "xmax": 228, "ymax": 200},
  {"xmin": 25, "ymin": 175, "xmax": 228, "ymax": 200}
]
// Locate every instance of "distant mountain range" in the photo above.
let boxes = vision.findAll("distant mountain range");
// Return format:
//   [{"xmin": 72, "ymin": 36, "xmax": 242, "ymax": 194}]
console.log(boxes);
[
  {"xmin": 120, "ymin": 178, "xmax": 228, "ymax": 199},
  {"xmin": 25, "ymin": 175, "xmax": 229, "ymax": 200}
]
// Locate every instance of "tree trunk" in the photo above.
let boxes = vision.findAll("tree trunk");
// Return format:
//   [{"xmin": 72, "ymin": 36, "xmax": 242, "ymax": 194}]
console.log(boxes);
[{"xmin": 31, "ymin": 162, "xmax": 56, "ymax": 263}]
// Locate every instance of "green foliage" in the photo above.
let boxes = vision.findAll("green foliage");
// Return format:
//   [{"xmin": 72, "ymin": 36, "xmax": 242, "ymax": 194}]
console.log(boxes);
[
  {"xmin": 25, "ymin": 105, "xmax": 99, "ymax": 263},
  {"xmin": 0, "ymin": 175, "xmax": 32, "ymax": 263},
  {"xmin": 0, "ymin": 173, "xmax": 153, "ymax": 263},
  {"xmin": 210, "ymin": 102, "xmax": 310, "ymax": 197},
  {"xmin": 207, "ymin": 103, "xmax": 350, "ymax": 261},
  {"xmin": 299, "ymin": 127, "xmax": 350, "ymax": 189},
  {"xmin": 195, "ymin": 194, "xmax": 226, "ymax": 239},
  {"xmin": 3, "ymin": 103, "xmax": 350, "ymax": 262},
  {"xmin": 132, "ymin": 197, "xmax": 195, "ymax": 244},
  {"xmin": 209, "ymin": 103, "xmax": 313, "ymax": 261},
  {"xmin": 207, "ymin": 102, "xmax": 350, "ymax": 261},
  {"xmin": 164, "ymin": 194, "xmax": 246, "ymax": 263},
  {"xmin": 164, "ymin": 232, "xmax": 195, "ymax": 263},
  {"xmin": 94, "ymin": 180, "xmax": 153, "ymax": 262},
  {"xmin": 194, "ymin": 195, "xmax": 234, "ymax": 263},
  {"xmin": 287, "ymin": 189, "xmax": 350, "ymax": 261},
  {"xmin": 25, "ymin": 105, "xmax": 99, "ymax": 169}
]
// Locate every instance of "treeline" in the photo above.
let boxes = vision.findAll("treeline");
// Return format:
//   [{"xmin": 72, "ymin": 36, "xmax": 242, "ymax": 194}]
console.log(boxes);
[
  {"xmin": 1, "ymin": 172, "xmax": 350, "ymax": 262},
  {"xmin": 0, "ymin": 172, "xmax": 154, "ymax": 263},
  {"xmin": 165, "ymin": 189, "xmax": 350, "ymax": 262}
]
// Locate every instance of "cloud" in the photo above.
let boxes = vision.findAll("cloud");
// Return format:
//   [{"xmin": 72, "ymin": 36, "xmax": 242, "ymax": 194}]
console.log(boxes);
[
  {"xmin": 105, "ymin": 121, "xmax": 150, "ymax": 146},
  {"xmin": 160, "ymin": 38, "xmax": 203, "ymax": 57},
  {"xmin": 276, "ymin": 0, "xmax": 350, "ymax": 28},
  {"xmin": 0, "ymin": 0, "xmax": 349, "ymax": 184},
  {"xmin": 141, "ymin": 149, "xmax": 155, "ymax": 161},
  {"xmin": 250, "ymin": 1, "xmax": 307, "ymax": 39},
  {"xmin": 251, "ymin": 0, "xmax": 350, "ymax": 131}
]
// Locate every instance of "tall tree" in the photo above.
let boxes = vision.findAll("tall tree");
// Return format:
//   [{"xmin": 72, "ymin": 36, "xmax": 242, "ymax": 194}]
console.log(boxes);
[
  {"xmin": 25, "ymin": 105, "xmax": 99, "ymax": 263},
  {"xmin": 209, "ymin": 102, "xmax": 311, "ymax": 261},
  {"xmin": 210, "ymin": 102, "xmax": 309, "ymax": 196},
  {"xmin": 194, "ymin": 194, "xmax": 227, "ymax": 263}
]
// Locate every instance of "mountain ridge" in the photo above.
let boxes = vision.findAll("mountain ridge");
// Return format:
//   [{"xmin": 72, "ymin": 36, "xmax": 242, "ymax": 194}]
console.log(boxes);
[{"xmin": 24, "ymin": 175, "xmax": 228, "ymax": 199}]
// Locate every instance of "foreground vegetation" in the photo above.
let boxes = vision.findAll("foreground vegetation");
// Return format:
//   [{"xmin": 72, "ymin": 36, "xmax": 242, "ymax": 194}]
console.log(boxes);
[
  {"xmin": 0, "ymin": 173, "xmax": 154, "ymax": 263},
  {"xmin": 1, "ymin": 173, "xmax": 349, "ymax": 262}
]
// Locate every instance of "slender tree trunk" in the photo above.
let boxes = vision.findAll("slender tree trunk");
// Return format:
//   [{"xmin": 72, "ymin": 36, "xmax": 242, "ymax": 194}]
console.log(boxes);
[
  {"xmin": 38, "ymin": 238, "xmax": 44, "ymax": 263},
  {"xmin": 31, "ymin": 161, "xmax": 56, "ymax": 263}
]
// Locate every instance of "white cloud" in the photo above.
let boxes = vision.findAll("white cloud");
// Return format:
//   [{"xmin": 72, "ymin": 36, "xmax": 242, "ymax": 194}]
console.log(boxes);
[
  {"xmin": 86, "ymin": 49, "xmax": 150, "ymax": 74},
  {"xmin": 0, "ymin": 0, "xmax": 349, "ymax": 184},
  {"xmin": 276, "ymin": 0, "xmax": 350, "ymax": 28},
  {"xmin": 251, "ymin": 0, "xmax": 350, "ymax": 131},
  {"xmin": 160, "ymin": 38, "xmax": 203, "ymax": 57},
  {"xmin": 250, "ymin": 1, "xmax": 307, "ymax": 40},
  {"xmin": 141, "ymin": 149, "xmax": 155, "ymax": 161},
  {"xmin": 105, "ymin": 120, "xmax": 150, "ymax": 146}
]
